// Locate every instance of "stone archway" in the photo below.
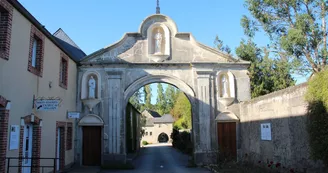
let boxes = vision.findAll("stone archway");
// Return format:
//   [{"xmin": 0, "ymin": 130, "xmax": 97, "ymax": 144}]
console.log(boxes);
[
  {"xmin": 122, "ymin": 74, "xmax": 198, "ymax": 159},
  {"xmin": 158, "ymin": 133, "xmax": 169, "ymax": 143},
  {"xmin": 123, "ymin": 74, "xmax": 196, "ymax": 108},
  {"xmin": 77, "ymin": 13, "xmax": 251, "ymax": 166}
]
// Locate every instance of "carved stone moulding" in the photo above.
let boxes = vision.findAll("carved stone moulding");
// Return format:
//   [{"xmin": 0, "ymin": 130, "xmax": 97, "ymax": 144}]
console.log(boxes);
[
  {"xmin": 149, "ymin": 54, "xmax": 170, "ymax": 62},
  {"xmin": 82, "ymin": 99, "xmax": 101, "ymax": 112},
  {"xmin": 218, "ymin": 97, "xmax": 235, "ymax": 107}
]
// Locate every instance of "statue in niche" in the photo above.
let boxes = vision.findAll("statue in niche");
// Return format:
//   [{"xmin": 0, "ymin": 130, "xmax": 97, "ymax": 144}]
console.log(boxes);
[
  {"xmin": 88, "ymin": 76, "xmax": 96, "ymax": 99},
  {"xmin": 154, "ymin": 28, "xmax": 163, "ymax": 55},
  {"xmin": 221, "ymin": 75, "xmax": 229, "ymax": 98}
]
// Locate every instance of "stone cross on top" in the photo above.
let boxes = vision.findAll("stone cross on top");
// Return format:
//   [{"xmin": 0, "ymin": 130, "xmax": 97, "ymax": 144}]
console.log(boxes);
[{"xmin": 156, "ymin": 0, "xmax": 160, "ymax": 14}]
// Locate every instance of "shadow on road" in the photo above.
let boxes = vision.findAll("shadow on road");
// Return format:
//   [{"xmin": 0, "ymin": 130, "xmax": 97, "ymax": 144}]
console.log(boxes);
[{"xmin": 100, "ymin": 143, "xmax": 210, "ymax": 173}]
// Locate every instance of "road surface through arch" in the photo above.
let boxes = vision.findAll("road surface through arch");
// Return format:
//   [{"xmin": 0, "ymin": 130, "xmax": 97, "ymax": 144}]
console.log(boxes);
[{"xmin": 101, "ymin": 143, "xmax": 210, "ymax": 173}]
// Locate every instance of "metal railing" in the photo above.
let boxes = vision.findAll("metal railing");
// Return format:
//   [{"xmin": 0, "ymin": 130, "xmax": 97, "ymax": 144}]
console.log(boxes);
[{"xmin": 6, "ymin": 157, "xmax": 60, "ymax": 173}]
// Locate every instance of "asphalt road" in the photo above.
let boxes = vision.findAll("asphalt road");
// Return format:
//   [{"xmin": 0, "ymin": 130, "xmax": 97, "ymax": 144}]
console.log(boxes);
[{"xmin": 101, "ymin": 143, "xmax": 210, "ymax": 173}]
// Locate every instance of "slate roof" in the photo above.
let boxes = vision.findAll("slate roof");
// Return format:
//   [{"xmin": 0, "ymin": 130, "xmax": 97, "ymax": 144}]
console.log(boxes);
[
  {"xmin": 146, "ymin": 110, "xmax": 161, "ymax": 118},
  {"xmin": 7, "ymin": 0, "xmax": 82, "ymax": 63},
  {"xmin": 53, "ymin": 28, "xmax": 86, "ymax": 61},
  {"xmin": 142, "ymin": 110, "xmax": 174, "ymax": 126},
  {"xmin": 153, "ymin": 114, "xmax": 174, "ymax": 123}
]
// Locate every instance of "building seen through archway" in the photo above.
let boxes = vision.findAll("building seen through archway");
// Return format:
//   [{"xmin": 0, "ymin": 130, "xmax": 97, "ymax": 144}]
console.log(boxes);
[{"xmin": 125, "ymin": 83, "xmax": 192, "ymax": 149}]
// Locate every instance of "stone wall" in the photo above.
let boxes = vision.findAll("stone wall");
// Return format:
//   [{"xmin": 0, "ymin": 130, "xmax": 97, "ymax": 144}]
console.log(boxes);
[
  {"xmin": 141, "ymin": 123, "xmax": 173, "ymax": 144},
  {"xmin": 239, "ymin": 83, "xmax": 326, "ymax": 172}
]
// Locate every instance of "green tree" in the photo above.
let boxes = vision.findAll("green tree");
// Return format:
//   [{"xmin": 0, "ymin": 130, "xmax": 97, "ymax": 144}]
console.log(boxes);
[
  {"xmin": 164, "ymin": 85, "xmax": 177, "ymax": 114},
  {"xmin": 144, "ymin": 85, "xmax": 152, "ymax": 109},
  {"xmin": 214, "ymin": 35, "xmax": 231, "ymax": 54},
  {"xmin": 242, "ymin": 0, "xmax": 328, "ymax": 74},
  {"xmin": 235, "ymin": 39, "xmax": 295, "ymax": 98},
  {"xmin": 129, "ymin": 88, "xmax": 143, "ymax": 111},
  {"xmin": 305, "ymin": 69, "xmax": 328, "ymax": 165},
  {"xmin": 156, "ymin": 83, "xmax": 166, "ymax": 115},
  {"xmin": 171, "ymin": 92, "xmax": 192, "ymax": 129}
]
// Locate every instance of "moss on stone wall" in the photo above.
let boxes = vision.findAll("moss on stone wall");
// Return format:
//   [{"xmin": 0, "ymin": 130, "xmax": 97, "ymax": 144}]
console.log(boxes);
[{"xmin": 306, "ymin": 69, "xmax": 328, "ymax": 166}]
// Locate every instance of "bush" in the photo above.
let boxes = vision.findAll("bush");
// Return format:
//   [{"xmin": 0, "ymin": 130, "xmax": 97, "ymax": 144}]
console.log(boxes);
[
  {"xmin": 306, "ymin": 69, "xmax": 328, "ymax": 166},
  {"xmin": 142, "ymin": 140, "xmax": 148, "ymax": 146},
  {"xmin": 171, "ymin": 129, "xmax": 193, "ymax": 155}
]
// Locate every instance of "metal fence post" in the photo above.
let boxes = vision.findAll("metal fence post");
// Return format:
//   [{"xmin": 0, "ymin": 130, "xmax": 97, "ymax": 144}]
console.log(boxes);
[
  {"xmin": 53, "ymin": 158, "xmax": 56, "ymax": 173},
  {"xmin": 6, "ymin": 158, "xmax": 10, "ymax": 173}
]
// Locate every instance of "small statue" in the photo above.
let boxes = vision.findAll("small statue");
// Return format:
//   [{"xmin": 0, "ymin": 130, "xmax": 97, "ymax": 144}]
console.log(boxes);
[
  {"xmin": 88, "ymin": 76, "xmax": 96, "ymax": 99},
  {"xmin": 154, "ymin": 28, "xmax": 163, "ymax": 54},
  {"xmin": 221, "ymin": 75, "xmax": 229, "ymax": 98}
]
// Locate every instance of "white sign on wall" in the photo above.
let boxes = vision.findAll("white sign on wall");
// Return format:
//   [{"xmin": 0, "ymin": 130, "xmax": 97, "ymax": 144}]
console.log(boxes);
[
  {"xmin": 9, "ymin": 125, "xmax": 19, "ymax": 150},
  {"xmin": 67, "ymin": 112, "xmax": 80, "ymax": 119},
  {"xmin": 261, "ymin": 123, "xmax": 272, "ymax": 141},
  {"xmin": 35, "ymin": 99, "xmax": 61, "ymax": 111}
]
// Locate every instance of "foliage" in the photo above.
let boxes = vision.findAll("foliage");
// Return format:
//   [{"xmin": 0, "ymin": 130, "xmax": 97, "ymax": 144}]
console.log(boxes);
[
  {"xmin": 214, "ymin": 35, "xmax": 231, "ymax": 54},
  {"xmin": 129, "ymin": 88, "xmax": 143, "ymax": 111},
  {"xmin": 129, "ymin": 83, "xmax": 191, "ymax": 130},
  {"xmin": 306, "ymin": 69, "xmax": 328, "ymax": 108},
  {"xmin": 156, "ymin": 83, "xmax": 166, "ymax": 115},
  {"xmin": 242, "ymin": 0, "xmax": 328, "ymax": 74},
  {"xmin": 164, "ymin": 85, "xmax": 177, "ymax": 114},
  {"xmin": 236, "ymin": 39, "xmax": 295, "ymax": 98},
  {"xmin": 144, "ymin": 84, "xmax": 152, "ymax": 109},
  {"xmin": 142, "ymin": 140, "xmax": 149, "ymax": 146},
  {"xmin": 170, "ymin": 91, "xmax": 192, "ymax": 129},
  {"xmin": 305, "ymin": 69, "xmax": 328, "ymax": 165},
  {"xmin": 171, "ymin": 129, "xmax": 193, "ymax": 155}
]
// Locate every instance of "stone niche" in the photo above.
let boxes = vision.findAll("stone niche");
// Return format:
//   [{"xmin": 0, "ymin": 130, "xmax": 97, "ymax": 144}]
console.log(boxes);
[
  {"xmin": 217, "ymin": 71, "xmax": 235, "ymax": 107},
  {"xmin": 81, "ymin": 71, "xmax": 101, "ymax": 100},
  {"xmin": 147, "ymin": 23, "xmax": 170, "ymax": 57}
]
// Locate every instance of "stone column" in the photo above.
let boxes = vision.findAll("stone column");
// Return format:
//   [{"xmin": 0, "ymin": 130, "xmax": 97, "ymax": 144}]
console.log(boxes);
[
  {"xmin": 193, "ymin": 71, "xmax": 218, "ymax": 165},
  {"xmin": 103, "ymin": 72, "xmax": 126, "ymax": 165}
]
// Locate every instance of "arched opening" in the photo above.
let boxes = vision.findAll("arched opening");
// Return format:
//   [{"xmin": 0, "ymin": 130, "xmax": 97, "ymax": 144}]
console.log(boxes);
[
  {"xmin": 123, "ymin": 75, "xmax": 195, "ymax": 157},
  {"xmin": 81, "ymin": 71, "xmax": 101, "ymax": 100},
  {"xmin": 158, "ymin": 133, "xmax": 169, "ymax": 143}
]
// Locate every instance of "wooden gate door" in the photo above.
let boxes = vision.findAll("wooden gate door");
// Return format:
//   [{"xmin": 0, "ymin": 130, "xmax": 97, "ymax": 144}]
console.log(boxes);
[
  {"xmin": 217, "ymin": 122, "xmax": 237, "ymax": 161},
  {"xmin": 82, "ymin": 126, "xmax": 101, "ymax": 166}
]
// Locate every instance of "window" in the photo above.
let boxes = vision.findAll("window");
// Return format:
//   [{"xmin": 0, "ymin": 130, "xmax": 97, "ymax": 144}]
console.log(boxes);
[
  {"xmin": 146, "ymin": 132, "xmax": 148, "ymax": 136},
  {"xmin": 150, "ymin": 132, "xmax": 152, "ymax": 136},
  {"xmin": 0, "ymin": 2, "xmax": 13, "ymax": 60},
  {"xmin": 28, "ymin": 26, "xmax": 44, "ymax": 77},
  {"xmin": 59, "ymin": 53, "xmax": 69, "ymax": 89},
  {"xmin": 66, "ymin": 122, "xmax": 73, "ymax": 150},
  {"xmin": 31, "ymin": 39, "xmax": 37, "ymax": 67}
]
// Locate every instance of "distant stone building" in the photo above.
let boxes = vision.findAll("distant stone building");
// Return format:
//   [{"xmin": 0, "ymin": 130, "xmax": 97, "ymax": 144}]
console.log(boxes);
[{"xmin": 141, "ymin": 110, "xmax": 174, "ymax": 144}]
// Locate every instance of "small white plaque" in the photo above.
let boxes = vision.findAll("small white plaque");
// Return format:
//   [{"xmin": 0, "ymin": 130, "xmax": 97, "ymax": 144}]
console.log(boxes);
[
  {"xmin": 68, "ymin": 112, "xmax": 80, "ymax": 119},
  {"xmin": 261, "ymin": 123, "xmax": 272, "ymax": 141},
  {"xmin": 35, "ymin": 99, "xmax": 61, "ymax": 111},
  {"xmin": 9, "ymin": 125, "xmax": 19, "ymax": 150}
]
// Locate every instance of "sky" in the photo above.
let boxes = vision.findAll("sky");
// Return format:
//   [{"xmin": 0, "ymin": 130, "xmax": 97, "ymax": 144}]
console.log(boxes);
[
  {"xmin": 19, "ymin": 0, "xmax": 268, "ymax": 56},
  {"xmin": 18, "ymin": 0, "xmax": 307, "ymax": 102}
]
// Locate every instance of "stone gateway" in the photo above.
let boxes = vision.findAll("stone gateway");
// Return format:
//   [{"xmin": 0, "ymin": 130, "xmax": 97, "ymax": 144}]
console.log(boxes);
[{"xmin": 75, "ymin": 12, "xmax": 251, "ymax": 166}]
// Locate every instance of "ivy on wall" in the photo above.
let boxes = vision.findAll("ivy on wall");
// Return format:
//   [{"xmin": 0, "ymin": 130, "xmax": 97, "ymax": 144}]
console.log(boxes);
[{"xmin": 305, "ymin": 69, "xmax": 328, "ymax": 166}]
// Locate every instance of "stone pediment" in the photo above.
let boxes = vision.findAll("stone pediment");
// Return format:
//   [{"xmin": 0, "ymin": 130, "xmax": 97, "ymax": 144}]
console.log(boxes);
[{"xmin": 81, "ymin": 14, "xmax": 248, "ymax": 65}]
